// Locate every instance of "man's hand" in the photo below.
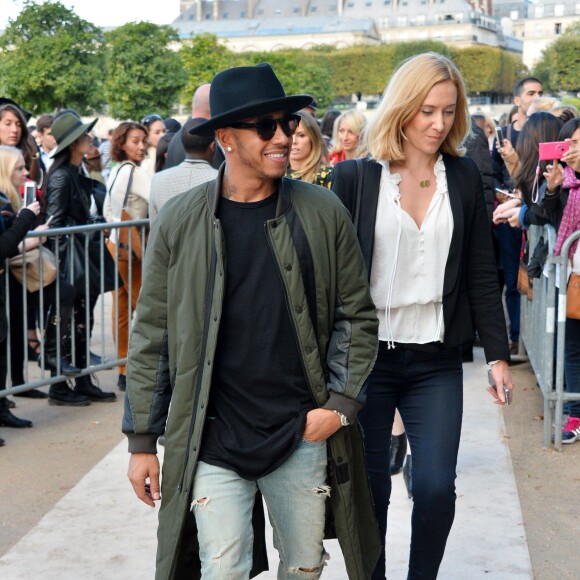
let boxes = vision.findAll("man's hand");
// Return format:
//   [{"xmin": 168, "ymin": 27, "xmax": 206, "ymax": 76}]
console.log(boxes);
[
  {"xmin": 303, "ymin": 408, "xmax": 342, "ymax": 443},
  {"xmin": 128, "ymin": 452, "xmax": 160, "ymax": 508}
]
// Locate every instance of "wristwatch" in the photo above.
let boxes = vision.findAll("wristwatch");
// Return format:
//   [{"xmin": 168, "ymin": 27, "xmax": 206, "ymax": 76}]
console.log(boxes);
[{"xmin": 332, "ymin": 409, "xmax": 350, "ymax": 427}]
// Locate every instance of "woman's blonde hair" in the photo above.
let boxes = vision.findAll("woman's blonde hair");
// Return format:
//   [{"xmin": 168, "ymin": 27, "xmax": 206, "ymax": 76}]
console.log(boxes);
[
  {"xmin": 290, "ymin": 112, "xmax": 328, "ymax": 184},
  {"xmin": 331, "ymin": 109, "xmax": 368, "ymax": 158},
  {"xmin": 364, "ymin": 52, "xmax": 470, "ymax": 161},
  {"xmin": 0, "ymin": 145, "xmax": 24, "ymax": 210}
]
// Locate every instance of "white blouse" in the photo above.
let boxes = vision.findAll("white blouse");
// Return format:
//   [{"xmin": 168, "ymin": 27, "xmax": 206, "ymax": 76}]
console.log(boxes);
[
  {"xmin": 104, "ymin": 162, "xmax": 151, "ymax": 246},
  {"xmin": 370, "ymin": 155, "xmax": 454, "ymax": 346}
]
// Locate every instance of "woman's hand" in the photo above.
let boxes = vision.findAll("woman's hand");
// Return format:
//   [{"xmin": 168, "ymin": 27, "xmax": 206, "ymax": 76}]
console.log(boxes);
[
  {"xmin": 561, "ymin": 142, "xmax": 580, "ymax": 173},
  {"xmin": 493, "ymin": 198, "xmax": 522, "ymax": 225},
  {"xmin": 498, "ymin": 138, "xmax": 516, "ymax": 160},
  {"xmin": 24, "ymin": 201, "xmax": 40, "ymax": 216},
  {"xmin": 543, "ymin": 161, "xmax": 565, "ymax": 193},
  {"xmin": 487, "ymin": 361, "xmax": 514, "ymax": 406}
]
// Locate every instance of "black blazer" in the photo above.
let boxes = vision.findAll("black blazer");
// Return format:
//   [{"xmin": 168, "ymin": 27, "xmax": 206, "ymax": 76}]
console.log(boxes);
[{"xmin": 332, "ymin": 154, "xmax": 510, "ymax": 362}]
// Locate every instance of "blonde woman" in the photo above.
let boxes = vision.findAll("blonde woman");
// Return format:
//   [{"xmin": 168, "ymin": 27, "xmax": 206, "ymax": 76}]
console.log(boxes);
[
  {"xmin": 332, "ymin": 53, "xmax": 513, "ymax": 578},
  {"xmin": 0, "ymin": 145, "xmax": 41, "ymax": 434},
  {"xmin": 329, "ymin": 109, "xmax": 367, "ymax": 165},
  {"xmin": 286, "ymin": 112, "xmax": 332, "ymax": 188}
]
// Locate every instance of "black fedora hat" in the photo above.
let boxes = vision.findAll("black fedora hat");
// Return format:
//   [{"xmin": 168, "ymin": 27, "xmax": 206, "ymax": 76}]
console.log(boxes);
[{"xmin": 190, "ymin": 63, "xmax": 312, "ymax": 137}]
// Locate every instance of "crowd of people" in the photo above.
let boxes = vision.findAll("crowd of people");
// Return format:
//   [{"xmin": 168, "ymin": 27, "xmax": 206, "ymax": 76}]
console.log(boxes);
[{"xmin": 0, "ymin": 54, "xmax": 579, "ymax": 579}]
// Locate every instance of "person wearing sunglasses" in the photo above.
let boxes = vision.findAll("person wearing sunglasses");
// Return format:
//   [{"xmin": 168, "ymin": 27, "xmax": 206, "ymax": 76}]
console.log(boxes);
[
  {"xmin": 140, "ymin": 114, "xmax": 166, "ymax": 177},
  {"xmin": 124, "ymin": 63, "xmax": 380, "ymax": 579}
]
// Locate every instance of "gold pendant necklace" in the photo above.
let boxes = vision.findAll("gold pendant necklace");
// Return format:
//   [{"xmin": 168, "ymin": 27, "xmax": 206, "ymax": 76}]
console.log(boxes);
[{"xmin": 407, "ymin": 167, "xmax": 432, "ymax": 189}]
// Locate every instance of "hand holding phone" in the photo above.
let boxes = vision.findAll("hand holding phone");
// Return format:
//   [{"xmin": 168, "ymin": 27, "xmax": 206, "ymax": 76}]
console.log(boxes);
[
  {"xmin": 495, "ymin": 127, "xmax": 504, "ymax": 149},
  {"xmin": 487, "ymin": 369, "xmax": 511, "ymax": 406}
]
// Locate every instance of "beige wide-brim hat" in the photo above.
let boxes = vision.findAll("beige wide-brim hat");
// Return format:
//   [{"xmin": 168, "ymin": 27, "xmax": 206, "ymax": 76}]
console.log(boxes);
[{"xmin": 50, "ymin": 112, "xmax": 98, "ymax": 158}]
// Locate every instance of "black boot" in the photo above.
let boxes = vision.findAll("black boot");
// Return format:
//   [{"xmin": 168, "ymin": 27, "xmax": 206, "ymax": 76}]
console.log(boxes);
[
  {"xmin": 0, "ymin": 398, "xmax": 33, "ymax": 428},
  {"xmin": 0, "ymin": 437, "xmax": 4, "ymax": 446},
  {"xmin": 75, "ymin": 374, "xmax": 116, "ymax": 403},
  {"xmin": 39, "ymin": 312, "xmax": 82, "ymax": 377},
  {"xmin": 48, "ymin": 380, "xmax": 91, "ymax": 407},
  {"xmin": 390, "ymin": 432, "xmax": 408, "ymax": 475}
]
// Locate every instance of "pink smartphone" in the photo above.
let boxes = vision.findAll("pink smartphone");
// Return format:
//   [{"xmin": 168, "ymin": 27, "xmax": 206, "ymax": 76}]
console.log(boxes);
[{"xmin": 539, "ymin": 141, "xmax": 570, "ymax": 161}]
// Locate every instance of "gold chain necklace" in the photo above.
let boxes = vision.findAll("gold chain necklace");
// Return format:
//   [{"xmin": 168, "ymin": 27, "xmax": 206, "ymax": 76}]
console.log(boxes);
[{"xmin": 407, "ymin": 167, "xmax": 433, "ymax": 189}]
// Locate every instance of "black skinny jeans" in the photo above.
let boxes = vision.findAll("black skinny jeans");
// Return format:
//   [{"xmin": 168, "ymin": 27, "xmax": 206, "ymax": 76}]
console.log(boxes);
[
  {"xmin": 8, "ymin": 274, "xmax": 75, "ymax": 385},
  {"xmin": 359, "ymin": 341, "xmax": 464, "ymax": 580}
]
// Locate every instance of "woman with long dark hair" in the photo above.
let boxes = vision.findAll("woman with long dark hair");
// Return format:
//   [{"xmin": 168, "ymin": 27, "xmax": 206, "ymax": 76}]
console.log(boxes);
[
  {"xmin": 44, "ymin": 112, "xmax": 116, "ymax": 406},
  {"xmin": 0, "ymin": 103, "xmax": 41, "ymax": 184}
]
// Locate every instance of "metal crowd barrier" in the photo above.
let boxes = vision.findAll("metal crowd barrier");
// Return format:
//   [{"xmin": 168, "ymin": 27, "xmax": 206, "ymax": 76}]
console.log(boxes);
[
  {"xmin": 553, "ymin": 230, "xmax": 580, "ymax": 450},
  {"xmin": 0, "ymin": 219, "xmax": 148, "ymax": 399},
  {"xmin": 520, "ymin": 224, "xmax": 579, "ymax": 450}
]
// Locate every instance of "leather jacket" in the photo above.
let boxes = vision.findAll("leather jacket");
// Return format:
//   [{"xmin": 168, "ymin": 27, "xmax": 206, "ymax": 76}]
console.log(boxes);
[{"xmin": 46, "ymin": 164, "xmax": 93, "ymax": 229}]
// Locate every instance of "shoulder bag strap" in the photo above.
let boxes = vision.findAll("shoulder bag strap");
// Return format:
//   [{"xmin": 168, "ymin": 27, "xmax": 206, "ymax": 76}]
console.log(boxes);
[
  {"xmin": 107, "ymin": 163, "xmax": 135, "ymax": 210},
  {"xmin": 122, "ymin": 165, "xmax": 136, "ymax": 211}
]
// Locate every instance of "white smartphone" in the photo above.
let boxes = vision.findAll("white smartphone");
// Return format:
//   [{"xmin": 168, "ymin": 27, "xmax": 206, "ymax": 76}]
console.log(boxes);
[
  {"xmin": 495, "ymin": 188, "xmax": 517, "ymax": 198},
  {"xmin": 495, "ymin": 127, "xmax": 504, "ymax": 148},
  {"xmin": 23, "ymin": 182, "xmax": 36, "ymax": 207}
]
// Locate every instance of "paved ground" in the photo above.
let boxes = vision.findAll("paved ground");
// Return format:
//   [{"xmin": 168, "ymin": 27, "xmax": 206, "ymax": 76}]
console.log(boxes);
[{"xmin": 0, "ymin": 349, "xmax": 541, "ymax": 579}]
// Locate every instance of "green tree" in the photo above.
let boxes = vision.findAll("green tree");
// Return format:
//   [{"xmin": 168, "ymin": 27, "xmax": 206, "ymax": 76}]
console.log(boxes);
[
  {"xmin": 533, "ymin": 23, "xmax": 580, "ymax": 92},
  {"xmin": 454, "ymin": 46, "xmax": 502, "ymax": 93},
  {"xmin": 104, "ymin": 22, "xmax": 186, "ymax": 120},
  {"xmin": 0, "ymin": 0, "xmax": 104, "ymax": 114},
  {"xmin": 179, "ymin": 34, "xmax": 236, "ymax": 105},
  {"xmin": 235, "ymin": 49, "xmax": 335, "ymax": 109}
]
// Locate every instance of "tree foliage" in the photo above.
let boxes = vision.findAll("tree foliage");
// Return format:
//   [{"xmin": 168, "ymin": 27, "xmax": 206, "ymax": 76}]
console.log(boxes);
[
  {"xmin": 104, "ymin": 22, "xmax": 186, "ymax": 120},
  {"xmin": 235, "ymin": 49, "xmax": 335, "ymax": 109},
  {"xmin": 533, "ymin": 24, "xmax": 580, "ymax": 92},
  {"xmin": 0, "ymin": 0, "xmax": 105, "ymax": 114},
  {"xmin": 0, "ymin": 2, "xmax": 527, "ymax": 116},
  {"xmin": 179, "ymin": 34, "xmax": 237, "ymax": 105}
]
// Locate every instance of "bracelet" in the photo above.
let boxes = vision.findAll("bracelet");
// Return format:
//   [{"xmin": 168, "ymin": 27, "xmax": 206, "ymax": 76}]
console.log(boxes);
[{"xmin": 488, "ymin": 360, "xmax": 501, "ymax": 368}]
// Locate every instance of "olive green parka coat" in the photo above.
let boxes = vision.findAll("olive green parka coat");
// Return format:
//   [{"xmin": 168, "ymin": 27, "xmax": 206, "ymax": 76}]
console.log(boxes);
[{"xmin": 123, "ymin": 168, "xmax": 380, "ymax": 579}]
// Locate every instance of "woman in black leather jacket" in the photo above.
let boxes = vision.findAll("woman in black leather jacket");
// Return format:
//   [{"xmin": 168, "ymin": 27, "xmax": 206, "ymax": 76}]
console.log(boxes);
[{"xmin": 44, "ymin": 112, "xmax": 116, "ymax": 406}]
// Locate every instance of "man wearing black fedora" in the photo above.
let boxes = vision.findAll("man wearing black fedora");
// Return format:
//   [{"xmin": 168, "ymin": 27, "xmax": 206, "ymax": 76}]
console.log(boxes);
[{"xmin": 124, "ymin": 63, "xmax": 380, "ymax": 579}]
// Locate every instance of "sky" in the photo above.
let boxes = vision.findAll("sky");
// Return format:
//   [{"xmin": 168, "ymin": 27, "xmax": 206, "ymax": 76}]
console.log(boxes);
[{"xmin": 1, "ymin": 0, "xmax": 180, "ymax": 30}]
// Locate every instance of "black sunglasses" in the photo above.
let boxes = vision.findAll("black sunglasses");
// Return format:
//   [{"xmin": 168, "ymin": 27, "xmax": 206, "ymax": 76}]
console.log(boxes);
[
  {"xmin": 141, "ymin": 114, "xmax": 163, "ymax": 126},
  {"xmin": 230, "ymin": 114, "xmax": 300, "ymax": 141}
]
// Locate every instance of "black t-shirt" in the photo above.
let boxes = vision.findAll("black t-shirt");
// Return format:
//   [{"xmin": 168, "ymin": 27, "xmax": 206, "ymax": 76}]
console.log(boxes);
[{"xmin": 199, "ymin": 191, "xmax": 315, "ymax": 480}]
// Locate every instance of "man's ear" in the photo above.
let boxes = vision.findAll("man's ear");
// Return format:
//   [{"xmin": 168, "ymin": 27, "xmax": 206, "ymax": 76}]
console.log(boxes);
[
  {"xmin": 216, "ymin": 127, "xmax": 232, "ymax": 152},
  {"xmin": 513, "ymin": 95, "xmax": 521, "ymax": 109}
]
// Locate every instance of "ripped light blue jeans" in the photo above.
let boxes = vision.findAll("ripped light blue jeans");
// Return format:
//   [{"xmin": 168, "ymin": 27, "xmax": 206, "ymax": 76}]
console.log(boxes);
[{"xmin": 191, "ymin": 439, "xmax": 329, "ymax": 579}]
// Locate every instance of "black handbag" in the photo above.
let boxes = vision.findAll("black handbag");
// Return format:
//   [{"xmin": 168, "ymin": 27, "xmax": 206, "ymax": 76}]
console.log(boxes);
[{"xmin": 64, "ymin": 232, "xmax": 121, "ymax": 298}]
